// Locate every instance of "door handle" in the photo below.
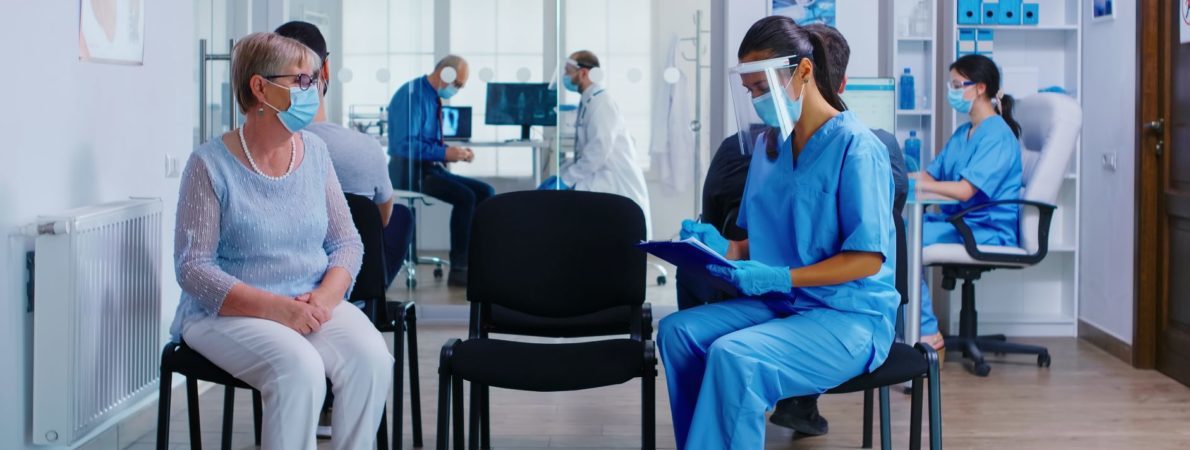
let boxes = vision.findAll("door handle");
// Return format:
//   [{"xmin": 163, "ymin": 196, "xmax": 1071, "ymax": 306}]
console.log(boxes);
[{"xmin": 1145, "ymin": 118, "xmax": 1165, "ymax": 135}]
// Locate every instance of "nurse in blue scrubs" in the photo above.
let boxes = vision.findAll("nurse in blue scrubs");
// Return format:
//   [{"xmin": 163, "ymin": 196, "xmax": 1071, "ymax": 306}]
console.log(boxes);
[
  {"xmin": 657, "ymin": 16, "xmax": 898, "ymax": 449},
  {"xmin": 913, "ymin": 54, "xmax": 1023, "ymax": 353}
]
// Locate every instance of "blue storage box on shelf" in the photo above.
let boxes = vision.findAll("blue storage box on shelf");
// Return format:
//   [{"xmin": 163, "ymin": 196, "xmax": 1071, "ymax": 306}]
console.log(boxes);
[
  {"xmin": 1022, "ymin": 3, "xmax": 1039, "ymax": 25},
  {"xmin": 958, "ymin": 28, "xmax": 977, "ymax": 58},
  {"xmin": 999, "ymin": 0, "xmax": 1022, "ymax": 25},
  {"xmin": 982, "ymin": 2, "xmax": 1000, "ymax": 24},
  {"xmin": 958, "ymin": 0, "xmax": 982, "ymax": 24}
]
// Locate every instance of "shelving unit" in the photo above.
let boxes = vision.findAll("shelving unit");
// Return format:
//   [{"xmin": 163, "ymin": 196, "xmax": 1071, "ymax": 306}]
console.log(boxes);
[
  {"xmin": 944, "ymin": 0, "xmax": 1083, "ymax": 337},
  {"xmin": 890, "ymin": 0, "xmax": 938, "ymax": 172}
]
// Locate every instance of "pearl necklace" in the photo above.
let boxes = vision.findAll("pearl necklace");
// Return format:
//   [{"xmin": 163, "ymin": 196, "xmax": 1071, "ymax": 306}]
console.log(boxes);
[{"xmin": 238, "ymin": 126, "xmax": 296, "ymax": 181}]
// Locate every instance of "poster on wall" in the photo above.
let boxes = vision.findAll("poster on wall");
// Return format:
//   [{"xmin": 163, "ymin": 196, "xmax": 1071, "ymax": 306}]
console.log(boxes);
[
  {"xmin": 1092, "ymin": 0, "xmax": 1114, "ymax": 21},
  {"xmin": 79, "ymin": 0, "xmax": 145, "ymax": 65},
  {"xmin": 773, "ymin": 0, "xmax": 837, "ymax": 27},
  {"xmin": 1182, "ymin": 0, "xmax": 1190, "ymax": 43}
]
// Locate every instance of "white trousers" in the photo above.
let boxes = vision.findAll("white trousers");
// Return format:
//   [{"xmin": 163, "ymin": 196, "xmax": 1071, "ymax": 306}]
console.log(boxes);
[{"xmin": 183, "ymin": 301, "xmax": 393, "ymax": 450}]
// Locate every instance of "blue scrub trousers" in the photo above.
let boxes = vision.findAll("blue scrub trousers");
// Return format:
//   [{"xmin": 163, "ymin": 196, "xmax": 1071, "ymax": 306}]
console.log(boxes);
[
  {"xmin": 657, "ymin": 299, "xmax": 878, "ymax": 450},
  {"xmin": 920, "ymin": 216, "xmax": 973, "ymax": 336}
]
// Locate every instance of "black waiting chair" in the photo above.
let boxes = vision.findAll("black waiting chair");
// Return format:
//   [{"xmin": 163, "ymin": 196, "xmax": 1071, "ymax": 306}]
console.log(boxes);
[
  {"xmin": 436, "ymin": 190, "xmax": 657, "ymax": 450},
  {"xmin": 922, "ymin": 93, "xmax": 1080, "ymax": 376},
  {"xmin": 345, "ymin": 193, "xmax": 424, "ymax": 449},
  {"xmin": 820, "ymin": 210, "xmax": 943, "ymax": 450},
  {"xmin": 155, "ymin": 194, "xmax": 425, "ymax": 450}
]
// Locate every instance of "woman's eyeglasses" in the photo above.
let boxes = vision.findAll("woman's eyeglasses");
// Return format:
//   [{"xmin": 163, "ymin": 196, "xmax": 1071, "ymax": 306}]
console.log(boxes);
[
  {"xmin": 264, "ymin": 73, "xmax": 320, "ymax": 91},
  {"xmin": 948, "ymin": 80, "xmax": 976, "ymax": 90}
]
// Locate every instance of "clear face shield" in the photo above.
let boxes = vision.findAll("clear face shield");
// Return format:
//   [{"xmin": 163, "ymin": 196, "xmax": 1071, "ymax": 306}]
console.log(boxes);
[{"xmin": 728, "ymin": 55, "xmax": 807, "ymax": 155}]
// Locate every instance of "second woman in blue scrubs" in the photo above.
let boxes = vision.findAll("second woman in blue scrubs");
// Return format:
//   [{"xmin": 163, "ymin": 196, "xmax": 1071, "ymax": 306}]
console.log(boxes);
[
  {"xmin": 657, "ymin": 16, "xmax": 898, "ymax": 449},
  {"xmin": 913, "ymin": 54, "xmax": 1023, "ymax": 353}
]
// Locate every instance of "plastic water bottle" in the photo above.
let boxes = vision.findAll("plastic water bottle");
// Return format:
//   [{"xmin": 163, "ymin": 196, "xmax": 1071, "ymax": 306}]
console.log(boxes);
[
  {"xmin": 899, "ymin": 68, "xmax": 916, "ymax": 110},
  {"xmin": 904, "ymin": 130, "xmax": 922, "ymax": 172}
]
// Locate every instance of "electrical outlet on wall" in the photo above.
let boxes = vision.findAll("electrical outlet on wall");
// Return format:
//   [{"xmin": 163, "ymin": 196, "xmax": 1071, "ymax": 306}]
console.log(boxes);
[
  {"xmin": 164, "ymin": 154, "xmax": 181, "ymax": 178},
  {"xmin": 1101, "ymin": 152, "xmax": 1118, "ymax": 172}
]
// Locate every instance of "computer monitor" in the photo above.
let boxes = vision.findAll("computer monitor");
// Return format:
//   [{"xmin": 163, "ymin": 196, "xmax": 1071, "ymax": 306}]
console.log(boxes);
[
  {"xmin": 442, "ymin": 106, "xmax": 472, "ymax": 141},
  {"xmin": 485, "ymin": 82, "xmax": 557, "ymax": 139},
  {"xmin": 841, "ymin": 77, "xmax": 896, "ymax": 133}
]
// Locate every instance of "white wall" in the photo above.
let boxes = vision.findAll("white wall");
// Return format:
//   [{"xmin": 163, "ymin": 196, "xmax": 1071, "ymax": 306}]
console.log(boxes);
[
  {"xmin": 1078, "ymin": 3, "xmax": 1136, "ymax": 343},
  {"xmin": 0, "ymin": 2, "xmax": 193, "ymax": 448}
]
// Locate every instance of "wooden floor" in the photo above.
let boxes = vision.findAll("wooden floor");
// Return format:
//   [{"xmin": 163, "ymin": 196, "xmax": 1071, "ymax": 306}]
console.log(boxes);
[{"xmin": 126, "ymin": 325, "xmax": 1190, "ymax": 450}]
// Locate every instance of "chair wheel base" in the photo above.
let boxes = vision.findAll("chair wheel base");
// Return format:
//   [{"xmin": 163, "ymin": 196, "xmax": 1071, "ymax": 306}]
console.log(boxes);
[
  {"xmin": 972, "ymin": 361, "xmax": 991, "ymax": 377},
  {"xmin": 1038, "ymin": 353, "xmax": 1052, "ymax": 368},
  {"xmin": 656, "ymin": 276, "xmax": 667, "ymax": 286},
  {"xmin": 434, "ymin": 267, "xmax": 444, "ymax": 279}
]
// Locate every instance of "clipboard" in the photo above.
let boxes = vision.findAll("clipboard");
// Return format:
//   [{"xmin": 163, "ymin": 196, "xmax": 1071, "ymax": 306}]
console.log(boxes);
[{"xmin": 635, "ymin": 238, "xmax": 741, "ymax": 297}]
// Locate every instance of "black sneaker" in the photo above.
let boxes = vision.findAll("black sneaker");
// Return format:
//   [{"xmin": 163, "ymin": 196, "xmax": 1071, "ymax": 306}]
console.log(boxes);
[
  {"xmin": 769, "ymin": 396, "xmax": 829, "ymax": 437},
  {"xmin": 447, "ymin": 268, "xmax": 468, "ymax": 288}
]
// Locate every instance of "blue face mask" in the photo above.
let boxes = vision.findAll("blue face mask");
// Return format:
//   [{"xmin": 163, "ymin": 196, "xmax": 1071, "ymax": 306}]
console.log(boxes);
[
  {"xmin": 948, "ymin": 85, "xmax": 973, "ymax": 114},
  {"xmin": 751, "ymin": 80, "xmax": 803, "ymax": 130},
  {"xmin": 562, "ymin": 75, "xmax": 580, "ymax": 93},
  {"xmin": 263, "ymin": 80, "xmax": 319, "ymax": 133},
  {"xmin": 438, "ymin": 85, "xmax": 460, "ymax": 100}
]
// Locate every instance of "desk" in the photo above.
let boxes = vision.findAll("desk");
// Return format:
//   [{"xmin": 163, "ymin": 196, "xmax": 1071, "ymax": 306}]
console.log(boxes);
[
  {"xmin": 461, "ymin": 140, "xmax": 550, "ymax": 186},
  {"xmin": 904, "ymin": 191, "xmax": 961, "ymax": 346}
]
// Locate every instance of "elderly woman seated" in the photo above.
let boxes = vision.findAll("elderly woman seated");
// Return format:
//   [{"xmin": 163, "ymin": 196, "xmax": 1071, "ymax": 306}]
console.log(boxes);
[{"xmin": 169, "ymin": 31, "xmax": 391, "ymax": 450}]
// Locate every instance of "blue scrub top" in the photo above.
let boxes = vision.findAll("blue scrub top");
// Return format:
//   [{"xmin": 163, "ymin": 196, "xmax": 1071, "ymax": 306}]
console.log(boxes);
[
  {"xmin": 927, "ymin": 115, "xmax": 1022, "ymax": 246},
  {"xmin": 737, "ymin": 111, "xmax": 899, "ymax": 370}
]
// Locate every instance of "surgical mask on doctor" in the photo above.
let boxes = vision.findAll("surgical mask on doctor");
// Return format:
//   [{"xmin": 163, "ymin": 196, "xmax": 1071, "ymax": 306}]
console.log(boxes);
[
  {"xmin": 751, "ymin": 78, "xmax": 803, "ymax": 130},
  {"xmin": 947, "ymin": 85, "xmax": 974, "ymax": 114},
  {"xmin": 562, "ymin": 74, "xmax": 580, "ymax": 93},
  {"xmin": 438, "ymin": 85, "xmax": 460, "ymax": 100},
  {"xmin": 262, "ymin": 79, "xmax": 320, "ymax": 133}
]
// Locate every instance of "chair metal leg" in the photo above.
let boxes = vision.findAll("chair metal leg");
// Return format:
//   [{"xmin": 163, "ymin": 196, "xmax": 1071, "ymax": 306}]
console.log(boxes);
[
  {"xmin": 643, "ymin": 369, "xmax": 656, "ymax": 450},
  {"xmin": 393, "ymin": 306, "xmax": 406, "ymax": 450},
  {"xmin": 407, "ymin": 305, "xmax": 425, "ymax": 447},
  {"xmin": 928, "ymin": 359, "xmax": 943, "ymax": 450},
  {"xmin": 156, "ymin": 367, "xmax": 172, "ymax": 450},
  {"xmin": 186, "ymin": 377, "xmax": 203, "ymax": 450},
  {"xmin": 862, "ymin": 389, "xmax": 874, "ymax": 449},
  {"xmin": 252, "ymin": 390, "xmax": 262, "ymax": 446},
  {"xmin": 221, "ymin": 387, "xmax": 235, "ymax": 450},
  {"xmin": 378, "ymin": 409, "xmax": 389, "ymax": 450},
  {"xmin": 468, "ymin": 383, "xmax": 481, "ymax": 450},
  {"xmin": 436, "ymin": 371, "xmax": 451, "ymax": 450},
  {"xmin": 480, "ymin": 385, "xmax": 490, "ymax": 450},
  {"xmin": 910, "ymin": 377, "xmax": 924, "ymax": 450},
  {"xmin": 879, "ymin": 386, "xmax": 891, "ymax": 450},
  {"xmin": 452, "ymin": 377, "xmax": 465, "ymax": 450}
]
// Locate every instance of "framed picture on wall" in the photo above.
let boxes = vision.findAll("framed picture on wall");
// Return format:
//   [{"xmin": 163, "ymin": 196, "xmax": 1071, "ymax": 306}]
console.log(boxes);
[
  {"xmin": 772, "ymin": 0, "xmax": 837, "ymax": 27},
  {"xmin": 1092, "ymin": 0, "xmax": 1115, "ymax": 21},
  {"xmin": 78, "ymin": 0, "xmax": 145, "ymax": 65}
]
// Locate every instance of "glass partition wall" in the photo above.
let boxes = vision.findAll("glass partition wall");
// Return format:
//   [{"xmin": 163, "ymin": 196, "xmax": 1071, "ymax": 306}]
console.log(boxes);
[{"xmin": 197, "ymin": 0, "xmax": 714, "ymax": 309}]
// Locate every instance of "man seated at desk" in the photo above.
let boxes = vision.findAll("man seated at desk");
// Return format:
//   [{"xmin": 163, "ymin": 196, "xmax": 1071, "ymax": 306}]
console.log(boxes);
[{"xmin": 389, "ymin": 55, "xmax": 493, "ymax": 288}]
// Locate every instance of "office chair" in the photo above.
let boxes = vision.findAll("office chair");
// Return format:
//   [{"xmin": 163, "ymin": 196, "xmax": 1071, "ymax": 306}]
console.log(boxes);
[
  {"xmin": 822, "ymin": 210, "xmax": 942, "ymax": 450},
  {"xmin": 923, "ymin": 93, "xmax": 1082, "ymax": 376},
  {"xmin": 345, "ymin": 193, "xmax": 424, "ymax": 448},
  {"xmin": 393, "ymin": 189, "xmax": 448, "ymax": 289},
  {"xmin": 436, "ymin": 190, "xmax": 657, "ymax": 450}
]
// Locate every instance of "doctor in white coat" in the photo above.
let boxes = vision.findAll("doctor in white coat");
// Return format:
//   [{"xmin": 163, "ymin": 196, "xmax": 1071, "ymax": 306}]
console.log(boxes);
[{"xmin": 542, "ymin": 50, "xmax": 653, "ymax": 238}]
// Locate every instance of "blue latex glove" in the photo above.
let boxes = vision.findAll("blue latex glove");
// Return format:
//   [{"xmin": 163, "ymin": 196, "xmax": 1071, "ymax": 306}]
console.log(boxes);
[
  {"xmin": 679, "ymin": 219, "xmax": 729, "ymax": 256},
  {"xmin": 537, "ymin": 176, "xmax": 572, "ymax": 191},
  {"xmin": 707, "ymin": 260, "xmax": 792, "ymax": 297}
]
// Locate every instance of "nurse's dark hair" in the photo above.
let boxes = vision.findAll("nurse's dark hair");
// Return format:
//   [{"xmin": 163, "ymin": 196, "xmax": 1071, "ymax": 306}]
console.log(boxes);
[
  {"xmin": 950, "ymin": 54, "xmax": 1022, "ymax": 138},
  {"xmin": 738, "ymin": 16, "xmax": 847, "ymax": 158}
]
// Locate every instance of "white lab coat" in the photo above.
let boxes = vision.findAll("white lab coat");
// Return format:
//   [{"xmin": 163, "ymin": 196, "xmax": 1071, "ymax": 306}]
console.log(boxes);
[
  {"xmin": 650, "ymin": 34, "xmax": 695, "ymax": 193},
  {"xmin": 561, "ymin": 84, "xmax": 653, "ymax": 238}
]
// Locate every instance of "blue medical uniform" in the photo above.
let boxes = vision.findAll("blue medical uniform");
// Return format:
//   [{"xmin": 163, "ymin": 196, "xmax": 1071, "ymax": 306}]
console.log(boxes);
[
  {"xmin": 657, "ymin": 112, "xmax": 899, "ymax": 450},
  {"xmin": 919, "ymin": 114, "xmax": 1022, "ymax": 335}
]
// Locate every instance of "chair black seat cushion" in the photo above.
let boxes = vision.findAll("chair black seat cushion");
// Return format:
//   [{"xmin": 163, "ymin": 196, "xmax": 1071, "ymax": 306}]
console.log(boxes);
[
  {"xmin": 488, "ymin": 305, "xmax": 632, "ymax": 338},
  {"xmin": 826, "ymin": 343, "xmax": 927, "ymax": 394},
  {"xmin": 450, "ymin": 338, "xmax": 644, "ymax": 392},
  {"xmin": 163, "ymin": 342, "xmax": 253, "ymax": 390}
]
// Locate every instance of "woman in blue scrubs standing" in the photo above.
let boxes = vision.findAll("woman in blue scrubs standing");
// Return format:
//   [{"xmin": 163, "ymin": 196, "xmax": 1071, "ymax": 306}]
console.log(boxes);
[
  {"xmin": 913, "ymin": 54, "xmax": 1023, "ymax": 354},
  {"xmin": 657, "ymin": 16, "xmax": 898, "ymax": 449}
]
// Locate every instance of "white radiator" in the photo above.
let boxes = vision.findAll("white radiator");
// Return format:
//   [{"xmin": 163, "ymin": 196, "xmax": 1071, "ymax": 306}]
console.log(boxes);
[{"xmin": 31, "ymin": 198, "xmax": 163, "ymax": 446}]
